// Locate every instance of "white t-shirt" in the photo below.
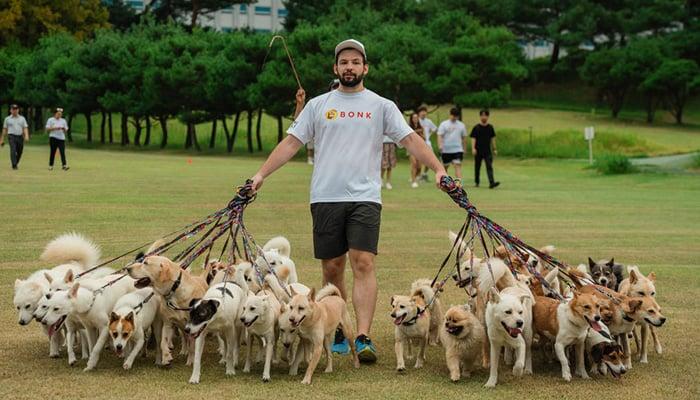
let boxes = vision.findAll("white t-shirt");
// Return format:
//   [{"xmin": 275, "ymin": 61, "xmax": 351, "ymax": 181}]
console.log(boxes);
[
  {"xmin": 288, "ymin": 89, "xmax": 412, "ymax": 204},
  {"xmin": 46, "ymin": 117, "xmax": 69, "ymax": 140},
  {"xmin": 419, "ymin": 117, "xmax": 437, "ymax": 146},
  {"xmin": 437, "ymin": 119, "xmax": 467, "ymax": 153},
  {"xmin": 3, "ymin": 115, "xmax": 28, "ymax": 136}
]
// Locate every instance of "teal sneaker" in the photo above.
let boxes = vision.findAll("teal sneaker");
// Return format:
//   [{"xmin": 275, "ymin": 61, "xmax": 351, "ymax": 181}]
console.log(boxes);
[
  {"xmin": 354, "ymin": 334, "xmax": 377, "ymax": 363},
  {"xmin": 331, "ymin": 327, "xmax": 350, "ymax": 355}
]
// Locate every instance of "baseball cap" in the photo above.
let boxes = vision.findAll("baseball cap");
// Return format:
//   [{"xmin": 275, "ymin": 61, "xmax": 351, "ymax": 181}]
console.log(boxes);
[
  {"xmin": 56, "ymin": 107, "xmax": 64, "ymax": 112},
  {"xmin": 334, "ymin": 39, "xmax": 366, "ymax": 60},
  {"xmin": 10, "ymin": 104, "xmax": 18, "ymax": 109}
]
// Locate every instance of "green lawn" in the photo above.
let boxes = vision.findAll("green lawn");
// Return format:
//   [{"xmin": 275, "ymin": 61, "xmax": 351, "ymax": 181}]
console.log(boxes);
[{"xmin": 1, "ymin": 147, "xmax": 699, "ymax": 399}]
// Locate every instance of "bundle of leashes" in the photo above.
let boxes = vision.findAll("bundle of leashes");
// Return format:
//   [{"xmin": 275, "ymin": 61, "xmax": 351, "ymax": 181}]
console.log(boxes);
[
  {"xmin": 425, "ymin": 176, "xmax": 596, "ymax": 309},
  {"xmin": 74, "ymin": 180, "xmax": 290, "ymax": 302}
]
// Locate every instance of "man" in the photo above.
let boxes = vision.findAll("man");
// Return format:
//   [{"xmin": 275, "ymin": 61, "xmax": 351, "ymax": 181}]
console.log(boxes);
[
  {"xmin": 470, "ymin": 109, "xmax": 500, "ymax": 189},
  {"xmin": 418, "ymin": 105, "xmax": 437, "ymax": 181},
  {"xmin": 437, "ymin": 107, "xmax": 467, "ymax": 181},
  {"xmin": 46, "ymin": 107, "xmax": 70, "ymax": 170},
  {"xmin": 250, "ymin": 39, "xmax": 446, "ymax": 363},
  {"xmin": 1, "ymin": 104, "xmax": 30, "ymax": 170},
  {"xmin": 294, "ymin": 79, "xmax": 340, "ymax": 165}
]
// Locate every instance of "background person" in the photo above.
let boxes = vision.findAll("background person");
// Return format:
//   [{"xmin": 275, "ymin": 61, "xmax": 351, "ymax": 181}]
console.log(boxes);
[
  {"xmin": 1, "ymin": 104, "xmax": 29, "ymax": 170},
  {"xmin": 470, "ymin": 109, "xmax": 500, "ymax": 188},
  {"xmin": 46, "ymin": 107, "xmax": 70, "ymax": 171},
  {"xmin": 418, "ymin": 105, "xmax": 437, "ymax": 182},
  {"xmin": 408, "ymin": 112, "xmax": 424, "ymax": 188},
  {"xmin": 437, "ymin": 107, "xmax": 467, "ymax": 182}
]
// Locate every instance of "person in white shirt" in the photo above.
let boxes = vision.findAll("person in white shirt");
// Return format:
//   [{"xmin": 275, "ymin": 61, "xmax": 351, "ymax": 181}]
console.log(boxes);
[
  {"xmin": 1, "ymin": 104, "xmax": 30, "ymax": 170},
  {"xmin": 46, "ymin": 108, "xmax": 70, "ymax": 170},
  {"xmin": 249, "ymin": 39, "xmax": 446, "ymax": 363},
  {"xmin": 418, "ymin": 105, "xmax": 437, "ymax": 181},
  {"xmin": 437, "ymin": 107, "xmax": 468, "ymax": 181}
]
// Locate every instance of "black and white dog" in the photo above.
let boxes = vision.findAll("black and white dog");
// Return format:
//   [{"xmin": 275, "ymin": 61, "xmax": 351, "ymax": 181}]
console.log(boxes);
[{"xmin": 588, "ymin": 258, "xmax": 625, "ymax": 290}]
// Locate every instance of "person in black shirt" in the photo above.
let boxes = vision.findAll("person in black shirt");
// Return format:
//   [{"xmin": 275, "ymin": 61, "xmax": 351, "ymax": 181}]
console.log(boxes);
[{"xmin": 470, "ymin": 109, "xmax": 500, "ymax": 189}]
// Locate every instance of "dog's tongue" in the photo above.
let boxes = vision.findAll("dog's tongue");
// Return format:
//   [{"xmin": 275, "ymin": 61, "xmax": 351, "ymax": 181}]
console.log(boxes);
[
  {"xmin": 393, "ymin": 316, "xmax": 405, "ymax": 326},
  {"xmin": 48, "ymin": 320, "xmax": 61, "ymax": 337},
  {"xmin": 509, "ymin": 327, "xmax": 522, "ymax": 338},
  {"xmin": 589, "ymin": 319, "xmax": 603, "ymax": 332}
]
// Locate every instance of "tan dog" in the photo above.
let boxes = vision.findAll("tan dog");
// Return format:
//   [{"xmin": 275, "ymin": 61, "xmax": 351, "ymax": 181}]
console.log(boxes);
[
  {"xmin": 287, "ymin": 284, "xmax": 360, "ymax": 384},
  {"xmin": 126, "ymin": 255, "xmax": 208, "ymax": 366},
  {"xmin": 618, "ymin": 266, "xmax": 662, "ymax": 364},
  {"xmin": 532, "ymin": 291, "xmax": 603, "ymax": 381},
  {"xmin": 390, "ymin": 279, "xmax": 441, "ymax": 372},
  {"xmin": 440, "ymin": 304, "xmax": 485, "ymax": 381}
]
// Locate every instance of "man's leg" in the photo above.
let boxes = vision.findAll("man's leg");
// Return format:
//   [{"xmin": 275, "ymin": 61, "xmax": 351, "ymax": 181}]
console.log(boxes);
[
  {"xmin": 322, "ymin": 253, "xmax": 347, "ymax": 299},
  {"xmin": 15, "ymin": 135, "xmax": 24, "ymax": 165},
  {"xmin": 485, "ymin": 154, "xmax": 495, "ymax": 185},
  {"xmin": 474, "ymin": 154, "xmax": 483, "ymax": 186},
  {"xmin": 454, "ymin": 162, "xmax": 462, "ymax": 180},
  {"xmin": 49, "ymin": 138, "xmax": 57, "ymax": 167},
  {"xmin": 9, "ymin": 135, "xmax": 19, "ymax": 168},
  {"xmin": 348, "ymin": 249, "xmax": 377, "ymax": 337}
]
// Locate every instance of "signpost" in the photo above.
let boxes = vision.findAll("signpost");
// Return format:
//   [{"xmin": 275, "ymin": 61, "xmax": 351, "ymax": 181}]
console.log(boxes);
[{"xmin": 584, "ymin": 126, "xmax": 595, "ymax": 165}]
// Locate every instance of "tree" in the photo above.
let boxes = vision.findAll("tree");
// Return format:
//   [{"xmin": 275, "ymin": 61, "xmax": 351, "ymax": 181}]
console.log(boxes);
[
  {"xmin": 580, "ymin": 47, "xmax": 631, "ymax": 118},
  {"xmin": 106, "ymin": 0, "xmax": 141, "ymax": 31},
  {"xmin": 641, "ymin": 59, "xmax": 700, "ymax": 124},
  {"xmin": 0, "ymin": 0, "xmax": 109, "ymax": 47}
]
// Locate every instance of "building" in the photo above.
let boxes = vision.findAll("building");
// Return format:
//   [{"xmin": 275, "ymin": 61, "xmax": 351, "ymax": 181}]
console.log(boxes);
[{"xmin": 125, "ymin": 0, "xmax": 287, "ymax": 32}]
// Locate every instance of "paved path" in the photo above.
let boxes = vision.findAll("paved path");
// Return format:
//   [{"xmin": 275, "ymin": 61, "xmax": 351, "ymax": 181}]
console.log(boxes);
[{"xmin": 631, "ymin": 152, "xmax": 698, "ymax": 169}]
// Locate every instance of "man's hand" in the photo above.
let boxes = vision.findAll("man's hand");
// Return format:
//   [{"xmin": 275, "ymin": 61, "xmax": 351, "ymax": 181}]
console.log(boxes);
[
  {"xmin": 295, "ymin": 88, "xmax": 306, "ymax": 106},
  {"xmin": 24, "ymin": 135, "xmax": 29, "ymax": 142},
  {"xmin": 434, "ymin": 169, "xmax": 448, "ymax": 189},
  {"xmin": 250, "ymin": 173, "xmax": 264, "ymax": 191},
  {"xmin": 493, "ymin": 149, "xmax": 498, "ymax": 156},
  {"xmin": 0, "ymin": 140, "xmax": 4, "ymax": 147},
  {"xmin": 471, "ymin": 147, "xmax": 477, "ymax": 156}
]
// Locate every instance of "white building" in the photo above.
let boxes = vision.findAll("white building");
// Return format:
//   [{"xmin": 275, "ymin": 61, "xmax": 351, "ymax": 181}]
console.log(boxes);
[{"xmin": 126, "ymin": 0, "xmax": 287, "ymax": 32}]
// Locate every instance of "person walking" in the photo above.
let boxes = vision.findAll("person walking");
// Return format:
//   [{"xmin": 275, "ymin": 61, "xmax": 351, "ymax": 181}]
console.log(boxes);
[
  {"xmin": 1, "ymin": 104, "xmax": 29, "ymax": 170},
  {"xmin": 249, "ymin": 39, "xmax": 446, "ymax": 363},
  {"xmin": 437, "ymin": 107, "xmax": 467, "ymax": 182},
  {"xmin": 470, "ymin": 109, "xmax": 500, "ymax": 188},
  {"xmin": 408, "ymin": 112, "xmax": 424, "ymax": 188},
  {"xmin": 418, "ymin": 105, "xmax": 437, "ymax": 181},
  {"xmin": 46, "ymin": 107, "xmax": 70, "ymax": 171}
]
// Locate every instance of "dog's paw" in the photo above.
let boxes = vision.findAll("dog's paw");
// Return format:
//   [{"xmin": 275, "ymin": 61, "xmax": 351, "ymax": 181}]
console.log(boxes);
[
  {"xmin": 243, "ymin": 366, "xmax": 251, "ymax": 373},
  {"xmin": 512, "ymin": 364, "xmax": 524, "ymax": 377},
  {"xmin": 301, "ymin": 378, "xmax": 312, "ymax": 385},
  {"xmin": 226, "ymin": 369, "xmax": 236, "ymax": 376},
  {"xmin": 397, "ymin": 367, "xmax": 406, "ymax": 373},
  {"xmin": 49, "ymin": 352, "xmax": 60, "ymax": 359},
  {"xmin": 262, "ymin": 375, "xmax": 271, "ymax": 383},
  {"xmin": 289, "ymin": 369, "xmax": 298, "ymax": 376},
  {"xmin": 639, "ymin": 356, "xmax": 649, "ymax": 364},
  {"xmin": 219, "ymin": 358, "xmax": 226, "ymax": 365},
  {"xmin": 484, "ymin": 379, "xmax": 497, "ymax": 388},
  {"xmin": 123, "ymin": 362, "xmax": 133, "ymax": 370},
  {"xmin": 188, "ymin": 377, "xmax": 200, "ymax": 385},
  {"xmin": 68, "ymin": 359, "xmax": 77, "ymax": 367},
  {"xmin": 562, "ymin": 372, "xmax": 572, "ymax": 382},
  {"xmin": 83, "ymin": 366, "xmax": 94, "ymax": 372}
]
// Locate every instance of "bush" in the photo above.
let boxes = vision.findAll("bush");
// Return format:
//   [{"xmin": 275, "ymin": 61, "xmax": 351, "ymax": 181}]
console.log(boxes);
[
  {"xmin": 692, "ymin": 153, "xmax": 700, "ymax": 169},
  {"xmin": 595, "ymin": 154, "xmax": 637, "ymax": 175}
]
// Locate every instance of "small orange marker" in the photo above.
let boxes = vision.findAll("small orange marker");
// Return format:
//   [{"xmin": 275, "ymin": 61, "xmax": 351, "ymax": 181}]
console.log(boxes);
[{"xmin": 187, "ymin": 158, "xmax": 192, "ymax": 164}]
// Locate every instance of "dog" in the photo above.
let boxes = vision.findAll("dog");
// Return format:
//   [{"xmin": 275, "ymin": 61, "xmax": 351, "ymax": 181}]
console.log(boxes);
[
  {"xmin": 618, "ymin": 265, "xmax": 663, "ymax": 364},
  {"xmin": 287, "ymin": 284, "xmax": 360, "ymax": 384},
  {"xmin": 241, "ymin": 291, "xmax": 282, "ymax": 381},
  {"xmin": 14, "ymin": 233, "xmax": 101, "ymax": 357},
  {"xmin": 126, "ymin": 253, "xmax": 208, "ymax": 366},
  {"xmin": 109, "ymin": 287, "xmax": 163, "ymax": 370},
  {"xmin": 484, "ymin": 287, "xmax": 533, "ymax": 387},
  {"xmin": 42, "ymin": 274, "xmax": 135, "ymax": 371},
  {"xmin": 390, "ymin": 280, "xmax": 437, "ymax": 372},
  {"xmin": 185, "ymin": 273, "xmax": 247, "ymax": 384},
  {"xmin": 440, "ymin": 304, "xmax": 485, "ymax": 381},
  {"xmin": 588, "ymin": 258, "xmax": 625, "ymax": 290},
  {"xmin": 585, "ymin": 322, "xmax": 626, "ymax": 379},
  {"xmin": 532, "ymin": 290, "xmax": 603, "ymax": 381},
  {"xmin": 255, "ymin": 236, "xmax": 298, "ymax": 284},
  {"xmin": 528, "ymin": 267, "xmax": 561, "ymax": 299}
]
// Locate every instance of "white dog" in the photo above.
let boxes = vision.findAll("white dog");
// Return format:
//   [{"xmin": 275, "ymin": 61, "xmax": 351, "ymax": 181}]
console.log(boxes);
[
  {"xmin": 185, "ymin": 276, "xmax": 247, "ymax": 384},
  {"xmin": 108, "ymin": 287, "xmax": 163, "ymax": 370},
  {"xmin": 256, "ymin": 236, "xmax": 298, "ymax": 284},
  {"xmin": 241, "ymin": 291, "xmax": 282, "ymax": 381},
  {"xmin": 484, "ymin": 287, "xmax": 533, "ymax": 388}
]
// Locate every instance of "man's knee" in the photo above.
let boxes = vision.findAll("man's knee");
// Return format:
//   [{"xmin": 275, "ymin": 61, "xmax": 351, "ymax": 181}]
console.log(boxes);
[
  {"xmin": 322, "ymin": 255, "xmax": 346, "ymax": 278},
  {"xmin": 350, "ymin": 252, "xmax": 375, "ymax": 278}
]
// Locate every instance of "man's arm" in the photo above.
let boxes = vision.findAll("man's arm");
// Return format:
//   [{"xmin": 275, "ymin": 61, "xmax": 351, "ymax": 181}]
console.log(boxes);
[
  {"xmin": 251, "ymin": 135, "xmax": 304, "ymax": 190},
  {"xmin": 293, "ymin": 88, "xmax": 305, "ymax": 119},
  {"xmin": 400, "ymin": 132, "xmax": 447, "ymax": 187},
  {"xmin": 491, "ymin": 137, "xmax": 497, "ymax": 155},
  {"xmin": 23, "ymin": 127, "xmax": 29, "ymax": 141},
  {"xmin": 0, "ymin": 127, "xmax": 6, "ymax": 146}
]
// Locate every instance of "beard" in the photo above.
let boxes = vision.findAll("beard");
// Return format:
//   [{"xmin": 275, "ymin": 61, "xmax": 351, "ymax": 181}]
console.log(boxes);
[{"xmin": 337, "ymin": 71, "xmax": 365, "ymax": 88}]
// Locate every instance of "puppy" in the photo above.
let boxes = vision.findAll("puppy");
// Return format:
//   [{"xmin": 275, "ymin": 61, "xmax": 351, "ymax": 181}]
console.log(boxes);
[
  {"xmin": 390, "ymin": 283, "xmax": 432, "ymax": 372},
  {"xmin": 241, "ymin": 291, "xmax": 282, "ymax": 381},
  {"xmin": 484, "ymin": 287, "xmax": 533, "ymax": 387},
  {"xmin": 288, "ymin": 284, "xmax": 360, "ymax": 384},
  {"xmin": 588, "ymin": 258, "xmax": 624, "ymax": 290},
  {"xmin": 256, "ymin": 236, "xmax": 298, "ymax": 283},
  {"xmin": 185, "ymin": 276, "xmax": 247, "ymax": 384},
  {"xmin": 440, "ymin": 304, "xmax": 485, "ymax": 381},
  {"xmin": 109, "ymin": 287, "xmax": 162, "ymax": 369},
  {"xmin": 532, "ymin": 290, "xmax": 602, "ymax": 381},
  {"xmin": 585, "ymin": 322, "xmax": 626, "ymax": 379},
  {"xmin": 618, "ymin": 265, "xmax": 663, "ymax": 363},
  {"xmin": 126, "ymin": 254, "xmax": 208, "ymax": 366}
]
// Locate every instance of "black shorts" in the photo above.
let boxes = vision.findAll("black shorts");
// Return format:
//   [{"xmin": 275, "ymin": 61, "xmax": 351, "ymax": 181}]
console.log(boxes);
[
  {"xmin": 441, "ymin": 152, "xmax": 463, "ymax": 165},
  {"xmin": 310, "ymin": 202, "xmax": 381, "ymax": 259}
]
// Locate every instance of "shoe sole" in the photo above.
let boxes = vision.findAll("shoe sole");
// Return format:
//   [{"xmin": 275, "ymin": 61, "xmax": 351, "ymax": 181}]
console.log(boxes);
[{"xmin": 357, "ymin": 347, "xmax": 377, "ymax": 363}]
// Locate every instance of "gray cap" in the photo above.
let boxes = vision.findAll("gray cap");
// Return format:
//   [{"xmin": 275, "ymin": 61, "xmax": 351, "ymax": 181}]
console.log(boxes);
[{"xmin": 334, "ymin": 39, "xmax": 366, "ymax": 59}]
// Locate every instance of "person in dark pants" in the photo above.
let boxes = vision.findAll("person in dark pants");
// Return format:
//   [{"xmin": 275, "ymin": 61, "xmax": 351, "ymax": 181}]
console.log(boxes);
[
  {"xmin": 46, "ymin": 107, "xmax": 70, "ymax": 170},
  {"xmin": 470, "ymin": 109, "xmax": 500, "ymax": 189},
  {"xmin": 1, "ymin": 104, "xmax": 30, "ymax": 170}
]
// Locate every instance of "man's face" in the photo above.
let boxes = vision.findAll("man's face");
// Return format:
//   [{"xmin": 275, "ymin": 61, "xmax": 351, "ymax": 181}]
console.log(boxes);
[
  {"xmin": 10, "ymin": 107, "xmax": 18, "ymax": 116},
  {"xmin": 480, "ymin": 114, "xmax": 489, "ymax": 124},
  {"xmin": 334, "ymin": 49, "xmax": 368, "ymax": 88},
  {"xmin": 56, "ymin": 111, "xmax": 63, "ymax": 119},
  {"xmin": 449, "ymin": 114, "xmax": 457, "ymax": 122}
]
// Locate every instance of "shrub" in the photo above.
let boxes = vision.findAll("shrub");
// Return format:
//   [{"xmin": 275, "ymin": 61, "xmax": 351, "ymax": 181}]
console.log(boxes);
[{"xmin": 595, "ymin": 154, "xmax": 636, "ymax": 175}]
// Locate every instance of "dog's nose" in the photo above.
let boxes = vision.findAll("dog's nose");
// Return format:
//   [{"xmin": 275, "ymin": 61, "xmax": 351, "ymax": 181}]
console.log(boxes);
[
  {"xmin": 516, "ymin": 320, "xmax": 524, "ymax": 328},
  {"xmin": 594, "ymin": 315, "xmax": 601, "ymax": 322},
  {"xmin": 390, "ymin": 313, "xmax": 396, "ymax": 318},
  {"xmin": 240, "ymin": 317, "xmax": 246, "ymax": 323},
  {"xmin": 116, "ymin": 344, "xmax": 123, "ymax": 351},
  {"xmin": 184, "ymin": 326, "xmax": 191, "ymax": 334},
  {"xmin": 660, "ymin": 317, "xmax": 667, "ymax": 325},
  {"xmin": 18, "ymin": 319, "xmax": 28, "ymax": 326},
  {"xmin": 620, "ymin": 366, "xmax": 627, "ymax": 374},
  {"xmin": 289, "ymin": 318, "xmax": 295, "ymax": 323}
]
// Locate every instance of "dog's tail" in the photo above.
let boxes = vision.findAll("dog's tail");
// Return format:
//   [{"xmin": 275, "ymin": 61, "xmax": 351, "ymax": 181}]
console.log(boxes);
[
  {"xmin": 264, "ymin": 265, "xmax": 292, "ymax": 303},
  {"xmin": 40, "ymin": 232, "xmax": 101, "ymax": 268},
  {"xmin": 410, "ymin": 279, "xmax": 436, "ymax": 306},
  {"xmin": 478, "ymin": 257, "xmax": 513, "ymax": 294},
  {"xmin": 539, "ymin": 245, "xmax": 556, "ymax": 255},
  {"xmin": 315, "ymin": 283, "xmax": 341, "ymax": 301},
  {"xmin": 263, "ymin": 236, "xmax": 291, "ymax": 258}
]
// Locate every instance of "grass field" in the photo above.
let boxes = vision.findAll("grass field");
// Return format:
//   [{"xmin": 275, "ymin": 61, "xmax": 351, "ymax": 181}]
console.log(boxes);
[{"xmin": 1, "ymin": 147, "xmax": 699, "ymax": 399}]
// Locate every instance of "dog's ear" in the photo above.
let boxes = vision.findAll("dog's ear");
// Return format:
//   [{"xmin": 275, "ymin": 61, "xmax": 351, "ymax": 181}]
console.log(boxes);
[
  {"xmin": 629, "ymin": 269, "xmax": 638, "ymax": 284},
  {"xmin": 628, "ymin": 299, "xmax": 643, "ymax": 313},
  {"xmin": 43, "ymin": 273, "xmax": 53, "ymax": 284},
  {"xmin": 15, "ymin": 278, "xmax": 23, "ymax": 289},
  {"xmin": 124, "ymin": 311, "xmax": 134, "ymax": 323},
  {"xmin": 289, "ymin": 286, "xmax": 298, "ymax": 297},
  {"xmin": 588, "ymin": 257, "xmax": 596, "ymax": 271},
  {"xmin": 647, "ymin": 272, "xmax": 656, "ymax": 282},
  {"xmin": 159, "ymin": 259, "xmax": 176, "ymax": 282},
  {"xmin": 279, "ymin": 303, "xmax": 287, "ymax": 315},
  {"xmin": 109, "ymin": 312, "xmax": 120, "ymax": 323},
  {"xmin": 545, "ymin": 267, "xmax": 559, "ymax": 284},
  {"xmin": 607, "ymin": 258, "xmax": 615, "ymax": 267},
  {"xmin": 189, "ymin": 298, "xmax": 201, "ymax": 308},
  {"xmin": 307, "ymin": 287, "xmax": 316, "ymax": 302},
  {"xmin": 68, "ymin": 282, "xmax": 80, "ymax": 299},
  {"xmin": 208, "ymin": 299, "xmax": 221, "ymax": 311},
  {"xmin": 64, "ymin": 269, "xmax": 74, "ymax": 284},
  {"xmin": 489, "ymin": 287, "xmax": 500, "ymax": 303},
  {"xmin": 590, "ymin": 344, "xmax": 604, "ymax": 363},
  {"xmin": 519, "ymin": 294, "xmax": 531, "ymax": 305},
  {"xmin": 390, "ymin": 296, "xmax": 396, "ymax": 308}
]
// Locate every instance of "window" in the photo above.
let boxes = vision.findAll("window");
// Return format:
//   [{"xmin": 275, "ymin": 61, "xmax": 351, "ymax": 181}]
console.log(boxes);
[
  {"xmin": 255, "ymin": 6, "xmax": 271, "ymax": 15},
  {"xmin": 222, "ymin": 27, "xmax": 233, "ymax": 33},
  {"xmin": 222, "ymin": 6, "xmax": 233, "ymax": 14},
  {"xmin": 240, "ymin": 4, "xmax": 247, "ymax": 14},
  {"xmin": 127, "ymin": 0, "xmax": 144, "ymax": 9},
  {"xmin": 278, "ymin": 8, "xmax": 288, "ymax": 17},
  {"xmin": 255, "ymin": 28, "xmax": 271, "ymax": 33}
]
